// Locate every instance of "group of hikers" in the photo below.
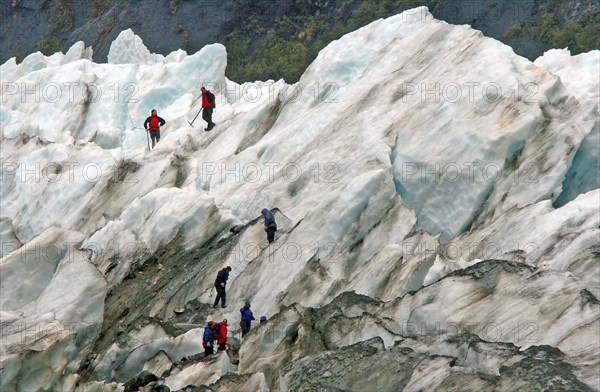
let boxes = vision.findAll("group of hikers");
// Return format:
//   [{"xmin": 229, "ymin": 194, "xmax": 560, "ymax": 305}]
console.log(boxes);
[
  {"xmin": 202, "ymin": 208, "xmax": 278, "ymax": 356},
  {"xmin": 143, "ymin": 86, "xmax": 216, "ymax": 149},
  {"xmin": 144, "ymin": 83, "xmax": 278, "ymax": 353},
  {"xmin": 145, "ymin": 86, "xmax": 280, "ymax": 355},
  {"xmin": 201, "ymin": 300, "xmax": 268, "ymax": 356}
]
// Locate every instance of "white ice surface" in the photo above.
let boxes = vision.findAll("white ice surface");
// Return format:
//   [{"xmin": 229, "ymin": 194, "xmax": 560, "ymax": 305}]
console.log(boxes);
[{"xmin": 1, "ymin": 5, "xmax": 598, "ymax": 390}]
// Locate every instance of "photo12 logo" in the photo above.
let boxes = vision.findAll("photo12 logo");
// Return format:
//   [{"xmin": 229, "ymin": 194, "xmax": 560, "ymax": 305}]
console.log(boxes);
[
  {"xmin": 403, "ymin": 240, "xmax": 540, "ymax": 264},
  {"xmin": 200, "ymin": 161, "xmax": 340, "ymax": 184},
  {"xmin": 1, "ymin": 241, "xmax": 140, "ymax": 265},
  {"xmin": 210, "ymin": 241, "xmax": 342, "ymax": 266},
  {"xmin": 1, "ymin": 321, "xmax": 97, "ymax": 346},
  {"xmin": 401, "ymin": 2, "xmax": 532, "ymax": 25},
  {"xmin": 1, "ymin": 160, "xmax": 139, "ymax": 185},
  {"xmin": 398, "ymin": 160, "xmax": 539, "ymax": 184},
  {"xmin": 1, "ymin": 81, "xmax": 139, "ymax": 104},
  {"xmin": 397, "ymin": 81, "xmax": 539, "ymax": 104},
  {"xmin": 399, "ymin": 320, "xmax": 539, "ymax": 344},
  {"xmin": 203, "ymin": 81, "xmax": 339, "ymax": 105}
]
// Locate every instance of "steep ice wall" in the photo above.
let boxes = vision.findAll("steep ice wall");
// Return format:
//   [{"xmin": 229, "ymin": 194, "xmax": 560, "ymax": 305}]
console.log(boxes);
[
  {"xmin": 1, "ymin": 6, "xmax": 599, "ymax": 391},
  {"xmin": 533, "ymin": 49, "xmax": 600, "ymax": 208},
  {"xmin": 534, "ymin": 49, "xmax": 600, "ymax": 101}
]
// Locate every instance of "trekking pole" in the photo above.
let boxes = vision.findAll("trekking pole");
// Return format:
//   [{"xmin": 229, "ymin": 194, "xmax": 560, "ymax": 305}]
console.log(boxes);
[
  {"xmin": 126, "ymin": 105, "xmax": 141, "ymax": 132},
  {"xmin": 125, "ymin": 104, "xmax": 148, "ymax": 150},
  {"xmin": 188, "ymin": 108, "xmax": 202, "ymax": 127}
]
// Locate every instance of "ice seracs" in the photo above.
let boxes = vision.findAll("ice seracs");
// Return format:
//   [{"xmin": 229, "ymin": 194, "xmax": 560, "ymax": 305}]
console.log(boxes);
[{"xmin": 1, "ymin": 5, "xmax": 598, "ymax": 391}]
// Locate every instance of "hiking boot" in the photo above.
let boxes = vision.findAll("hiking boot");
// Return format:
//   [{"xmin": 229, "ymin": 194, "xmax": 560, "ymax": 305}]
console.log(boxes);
[
  {"xmin": 208, "ymin": 122, "xmax": 216, "ymax": 130},
  {"xmin": 221, "ymin": 304, "xmax": 226, "ymax": 308}
]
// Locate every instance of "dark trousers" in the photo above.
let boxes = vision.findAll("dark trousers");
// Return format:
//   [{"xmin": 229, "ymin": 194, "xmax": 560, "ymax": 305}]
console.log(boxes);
[
  {"xmin": 266, "ymin": 228, "xmax": 276, "ymax": 244},
  {"xmin": 204, "ymin": 345, "xmax": 214, "ymax": 357},
  {"xmin": 202, "ymin": 108, "xmax": 214, "ymax": 125},
  {"xmin": 241, "ymin": 320, "xmax": 251, "ymax": 337},
  {"xmin": 213, "ymin": 283, "xmax": 226, "ymax": 307}
]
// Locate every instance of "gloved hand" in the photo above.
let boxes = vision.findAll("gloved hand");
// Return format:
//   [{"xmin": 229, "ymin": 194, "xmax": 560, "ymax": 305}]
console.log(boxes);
[{"xmin": 220, "ymin": 283, "xmax": 225, "ymax": 287}]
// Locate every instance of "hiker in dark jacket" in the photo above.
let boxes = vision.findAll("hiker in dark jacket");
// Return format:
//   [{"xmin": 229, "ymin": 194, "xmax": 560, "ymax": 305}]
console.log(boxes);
[
  {"xmin": 143, "ymin": 109, "xmax": 166, "ymax": 149},
  {"xmin": 213, "ymin": 266, "xmax": 232, "ymax": 308},
  {"xmin": 202, "ymin": 322, "xmax": 214, "ymax": 356},
  {"xmin": 200, "ymin": 86, "xmax": 216, "ymax": 131},
  {"xmin": 240, "ymin": 300, "xmax": 255, "ymax": 337},
  {"xmin": 261, "ymin": 208, "xmax": 277, "ymax": 244}
]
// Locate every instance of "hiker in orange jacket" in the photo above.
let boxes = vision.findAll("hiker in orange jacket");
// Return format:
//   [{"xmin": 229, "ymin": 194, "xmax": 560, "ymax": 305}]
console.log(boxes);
[
  {"xmin": 200, "ymin": 87, "xmax": 216, "ymax": 131},
  {"xmin": 143, "ymin": 109, "xmax": 166, "ymax": 149},
  {"xmin": 216, "ymin": 319, "xmax": 228, "ymax": 351}
]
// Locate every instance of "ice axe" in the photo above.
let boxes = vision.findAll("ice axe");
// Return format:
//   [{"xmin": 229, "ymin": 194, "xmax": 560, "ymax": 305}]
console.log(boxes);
[{"xmin": 188, "ymin": 108, "xmax": 202, "ymax": 127}]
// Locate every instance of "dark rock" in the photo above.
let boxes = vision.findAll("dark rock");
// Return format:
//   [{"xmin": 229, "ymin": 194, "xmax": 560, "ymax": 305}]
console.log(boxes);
[
  {"xmin": 498, "ymin": 354, "xmax": 592, "ymax": 391},
  {"xmin": 174, "ymin": 385, "xmax": 213, "ymax": 392},
  {"xmin": 225, "ymin": 336, "xmax": 241, "ymax": 365},
  {"xmin": 173, "ymin": 307, "xmax": 185, "ymax": 315},
  {"xmin": 143, "ymin": 381, "xmax": 171, "ymax": 392},
  {"xmin": 279, "ymin": 337, "xmax": 421, "ymax": 392},
  {"xmin": 208, "ymin": 373, "xmax": 262, "ymax": 391},
  {"xmin": 3, "ymin": 1, "xmax": 597, "ymax": 82},
  {"xmin": 123, "ymin": 370, "xmax": 159, "ymax": 392}
]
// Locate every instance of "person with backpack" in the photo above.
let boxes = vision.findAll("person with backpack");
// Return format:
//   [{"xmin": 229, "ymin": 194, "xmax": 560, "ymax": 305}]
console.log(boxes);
[
  {"xmin": 202, "ymin": 322, "xmax": 215, "ymax": 356},
  {"xmin": 261, "ymin": 208, "xmax": 277, "ymax": 244},
  {"xmin": 143, "ymin": 109, "xmax": 166, "ymax": 149},
  {"xmin": 214, "ymin": 319, "xmax": 228, "ymax": 351},
  {"xmin": 200, "ymin": 86, "xmax": 216, "ymax": 131},
  {"xmin": 240, "ymin": 300, "xmax": 255, "ymax": 337},
  {"xmin": 213, "ymin": 266, "xmax": 232, "ymax": 308}
]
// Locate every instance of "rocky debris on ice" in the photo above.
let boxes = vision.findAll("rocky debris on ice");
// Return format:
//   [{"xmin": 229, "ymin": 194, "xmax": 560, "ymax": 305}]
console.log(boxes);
[{"xmin": 143, "ymin": 350, "xmax": 174, "ymax": 379}]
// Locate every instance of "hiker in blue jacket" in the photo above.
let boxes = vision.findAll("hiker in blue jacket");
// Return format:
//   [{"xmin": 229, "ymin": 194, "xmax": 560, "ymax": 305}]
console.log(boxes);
[
  {"xmin": 213, "ymin": 266, "xmax": 232, "ymax": 308},
  {"xmin": 240, "ymin": 300, "xmax": 255, "ymax": 337},
  {"xmin": 261, "ymin": 208, "xmax": 277, "ymax": 244},
  {"xmin": 202, "ymin": 322, "xmax": 214, "ymax": 356}
]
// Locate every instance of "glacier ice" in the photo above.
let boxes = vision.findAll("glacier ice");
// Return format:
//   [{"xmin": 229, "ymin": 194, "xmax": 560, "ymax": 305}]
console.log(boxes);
[{"xmin": 1, "ymin": 5, "xmax": 599, "ymax": 391}]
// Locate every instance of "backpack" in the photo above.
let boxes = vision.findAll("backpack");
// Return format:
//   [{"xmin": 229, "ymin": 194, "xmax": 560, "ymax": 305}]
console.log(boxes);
[
  {"xmin": 203, "ymin": 325, "xmax": 213, "ymax": 342},
  {"xmin": 150, "ymin": 116, "xmax": 160, "ymax": 131},
  {"xmin": 208, "ymin": 92, "xmax": 216, "ymax": 108},
  {"xmin": 211, "ymin": 322, "xmax": 222, "ymax": 339}
]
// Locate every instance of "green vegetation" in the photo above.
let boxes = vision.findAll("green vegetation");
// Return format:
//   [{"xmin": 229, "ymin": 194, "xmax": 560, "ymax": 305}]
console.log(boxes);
[
  {"xmin": 223, "ymin": 0, "xmax": 440, "ymax": 82},
  {"xmin": 8, "ymin": 40, "xmax": 24, "ymax": 61},
  {"xmin": 89, "ymin": 0, "xmax": 115, "ymax": 19},
  {"xmin": 48, "ymin": 0, "xmax": 73, "ymax": 33},
  {"xmin": 173, "ymin": 22, "xmax": 185, "ymax": 34},
  {"xmin": 526, "ymin": 9, "xmax": 600, "ymax": 53},
  {"xmin": 37, "ymin": 36, "xmax": 64, "ymax": 55},
  {"xmin": 6, "ymin": 0, "xmax": 598, "ymax": 82},
  {"xmin": 170, "ymin": 0, "xmax": 194, "ymax": 15},
  {"xmin": 501, "ymin": 0, "xmax": 600, "ymax": 54},
  {"xmin": 172, "ymin": 22, "xmax": 191, "ymax": 52}
]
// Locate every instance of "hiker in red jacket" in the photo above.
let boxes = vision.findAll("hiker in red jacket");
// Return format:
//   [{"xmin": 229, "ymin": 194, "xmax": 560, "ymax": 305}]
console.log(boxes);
[
  {"xmin": 143, "ymin": 109, "xmax": 166, "ymax": 149},
  {"xmin": 200, "ymin": 87, "xmax": 216, "ymax": 131},
  {"xmin": 216, "ymin": 319, "xmax": 228, "ymax": 351}
]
